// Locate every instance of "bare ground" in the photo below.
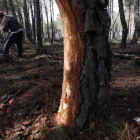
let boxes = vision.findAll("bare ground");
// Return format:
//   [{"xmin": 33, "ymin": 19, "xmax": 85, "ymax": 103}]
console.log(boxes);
[{"xmin": 0, "ymin": 42, "xmax": 140, "ymax": 139}]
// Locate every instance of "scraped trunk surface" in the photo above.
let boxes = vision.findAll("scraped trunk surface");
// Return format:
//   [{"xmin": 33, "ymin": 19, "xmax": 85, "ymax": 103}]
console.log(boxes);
[{"xmin": 56, "ymin": 0, "xmax": 111, "ymax": 130}]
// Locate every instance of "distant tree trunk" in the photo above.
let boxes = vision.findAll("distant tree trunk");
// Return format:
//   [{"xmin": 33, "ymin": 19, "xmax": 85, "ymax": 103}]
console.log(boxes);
[
  {"xmin": 35, "ymin": 0, "xmax": 43, "ymax": 54},
  {"xmin": 52, "ymin": 0, "xmax": 55, "ymax": 42},
  {"xmin": 15, "ymin": 0, "xmax": 24, "ymax": 27},
  {"xmin": 130, "ymin": 0, "xmax": 140, "ymax": 43},
  {"xmin": 3, "ymin": 0, "xmax": 8, "ymax": 14},
  {"xmin": 40, "ymin": 2, "xmax": 44, "ymax": 41},
  {"xmin": 55, "ymin": 0, "xmax": 111, "ymax": 130},
  {"xmin": 9, "ymin": 0, "xmax": 17, "ymax": 19},
  {"xmin": 23, "ymin": 0, "xmax": 35, "ymax": 44},
  {"xmin": 110, "ymin": 0, "xmax": 114, "ymax": 39},
  {"xmin": 109, "ymin": 0, "xmax": 111, "ymax": 38},
  {"xmin": 118, "ymin": 0, "xmax": 128, "ymax": 48},
  {"xmin": 29, "ymin": 0, "xmax": 36, "ymax": 43},
  {"xmin": 127, "ymin": 0, "xmax": 131, "ymax": 39},
  {"xmin": 44, "ymin": 0, "xmax": 50, "ymax": 41},
  {"xmin": 50, "ymin": 0, "xmax": 54, "ymax": 44}
]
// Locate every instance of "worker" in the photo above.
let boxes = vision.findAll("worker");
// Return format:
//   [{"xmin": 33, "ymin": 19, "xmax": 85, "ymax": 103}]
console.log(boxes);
[{"xmin": 0, "ymin": 11, "xmax": 24, "ymax": 58}]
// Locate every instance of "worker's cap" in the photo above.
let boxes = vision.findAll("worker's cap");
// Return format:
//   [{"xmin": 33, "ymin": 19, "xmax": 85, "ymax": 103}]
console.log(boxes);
[{"xmin": 0, "ymin": 11, "xmax": 6, "ymax": 17}]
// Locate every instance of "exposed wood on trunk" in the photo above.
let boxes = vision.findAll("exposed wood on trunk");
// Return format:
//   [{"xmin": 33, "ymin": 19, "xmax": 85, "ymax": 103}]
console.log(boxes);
[{"xmin": 55, "ymin": 0, "xmax": 84, "ymax": 126}]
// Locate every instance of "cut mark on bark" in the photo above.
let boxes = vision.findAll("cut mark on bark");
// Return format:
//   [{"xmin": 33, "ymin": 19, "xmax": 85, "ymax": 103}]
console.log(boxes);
[
  {"xmin": 66, "ymin": 83, "xmax": 71, "ymax": 100},
  {"xmin": 63, "ymin": 102, "xmax": 68, "ymax": 110}
]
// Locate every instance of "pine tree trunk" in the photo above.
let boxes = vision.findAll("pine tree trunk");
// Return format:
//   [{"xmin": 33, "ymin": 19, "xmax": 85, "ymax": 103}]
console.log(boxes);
[
  {"xmin": 29, "ymin": 0, "xmax": 36, "ymax": 43},
  {"xmin": 44, "ymin": 0, "xmax": 50, "ymax": 41},
  {"xmin": 40, "ymin": 2, "xmax": 44, "ymax": 41},
  {"xmin": 55, "ymin": 0, "xmax": 111, "ymax": 130},
  {"xmin": 130, "ymin": 0, "xmax": 140, "ymax": 43},
  {"xmin": 35, "ymin": 0, "xmax": 43, "ymax": 54},
  {"xmin": 127, "ymin": 0, "xmax": 131, "ymax": 38},
  {"xmin": 23, "ymin": 0, "xmax": 35, "ymax": 44},
  {"xmin": 110, "ymin": 0, "xmax": 114, "ymax": 39},
  {"xmin": 9, "ymin": 0, "xmax": 17, "ymax": 20},
  {"xmin": 15, "ymin": 0, "xmax": 24, "ymax": 27},
  {"xmin": 118, "ymin": 0, "xmax": 128, "ymax": 48},
  {"xmin": 50, "ymin": 0, "xmax": 54, "ymax": 44}
]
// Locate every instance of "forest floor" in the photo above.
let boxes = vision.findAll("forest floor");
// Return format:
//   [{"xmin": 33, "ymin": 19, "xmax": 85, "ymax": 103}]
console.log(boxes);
[{"xmin": 0, "ymin": 41, "xmax": 140, "ymax": 139}]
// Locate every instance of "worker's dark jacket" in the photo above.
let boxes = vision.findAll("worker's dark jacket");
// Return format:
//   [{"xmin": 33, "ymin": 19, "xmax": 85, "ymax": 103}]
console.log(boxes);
[
  {"xmin": 1, "ymin": 15, "xmax": 23, "ymax": 58},
  {"xmin": 2, "ymin": 15, "xmax": 23, "ymax": 32}
]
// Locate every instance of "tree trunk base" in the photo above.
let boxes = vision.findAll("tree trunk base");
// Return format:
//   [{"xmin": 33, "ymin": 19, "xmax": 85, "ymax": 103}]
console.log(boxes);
[
  {"xmin": 43, "ymin": 126, "xmax": 69, "ymax": 140},
  {"xmin": 36, "ymin": 48, "xmax": 47, "ymax": 55}
]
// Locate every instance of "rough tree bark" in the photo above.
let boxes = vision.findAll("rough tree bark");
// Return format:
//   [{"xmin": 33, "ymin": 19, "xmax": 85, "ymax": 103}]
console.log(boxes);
[
  {"xmin": 55, "ymin": 0, "xmax": 111, "ymax": 130},
  {"xmin": 118, "ymin": 0, "xmax": 128, "ymax": 48},
  {"xmin": 130, "ymin": 0, "xmax": 140, "ymax": 43}
]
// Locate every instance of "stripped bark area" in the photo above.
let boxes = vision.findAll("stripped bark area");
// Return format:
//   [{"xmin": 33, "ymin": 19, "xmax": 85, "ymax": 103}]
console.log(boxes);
[
  {"xmin": 55, "ymin": 0, "xmax": 84, "ymax": 126},
  {"xmin": 55, "ymin": 0, "xmax": 111, "ymax": 129}
]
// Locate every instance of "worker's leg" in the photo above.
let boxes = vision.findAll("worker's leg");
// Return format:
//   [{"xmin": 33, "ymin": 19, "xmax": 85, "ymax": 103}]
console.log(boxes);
[
  {"xmin": 1, "ymin": 32, "xmax": 16, "ymax": 58},
  {"xmin": 16, "ymin": 31, "xmax": 23, "ymax": 58}
]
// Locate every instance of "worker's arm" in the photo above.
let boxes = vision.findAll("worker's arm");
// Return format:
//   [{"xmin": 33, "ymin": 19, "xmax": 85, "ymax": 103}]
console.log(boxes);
[{"xmin": 1, "ymin": 23, "xmax": 8, "ymax": 32}]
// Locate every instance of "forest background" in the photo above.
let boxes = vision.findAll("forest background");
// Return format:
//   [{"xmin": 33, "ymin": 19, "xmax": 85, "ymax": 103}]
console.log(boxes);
[{"xmin": 0, "ymin": 0, "xmax": 140, "ymax": 140}]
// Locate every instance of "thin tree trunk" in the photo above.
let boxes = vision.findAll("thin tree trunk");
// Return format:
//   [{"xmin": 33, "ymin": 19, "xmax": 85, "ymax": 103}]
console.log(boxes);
[
  {"xmin": 40, "ymin": 1, "xmax": 44, "ymax": 41},
  {"xmin": 130, "ymin": 0, "xmax": 140, "ymax": 43},
  {"xmin": 15, "ymin": 0, "xmax": 24, "ymax": 27},
  {"xmin": 55, "ymin": 0, "xmax": 111, "ymax": 130},
  {"xmin": 50, "ymin": 0, "xmax": 54, "ymax": 44},
  {"xmin": 127, "ymin": 1, "xmax": 131, "ymax": 39},
  {"xmin": 23, "ymin": 0, "xmax": 35, "ymax": 44},
  {"xmin": 109, "ymin": 0, "xmax": 111, "ymax": 38},
  {"xmin": 44, "ymin": 0, "xmax": 50, "ymax": 41},
  {"xmin": 111, "ymin": 0, "xmax": 114, "ymax": 39},
  {"xmin": 35, "ymin": 0, "xmax": 43, "ymax": 54},
  {"xmin": 118, "ymin": 0, "xmax": 128, "ymax": 48},
  {"xmin": 29, "ymin": 0, "xmax": 36, "ymax": 43},
  {"xmin": 9, "ymin": 0, "xmax": 17, "ymax": 19},
  {"xmin": 52, "ymin": 0, "xmax": 55, "ymax": 42}
]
